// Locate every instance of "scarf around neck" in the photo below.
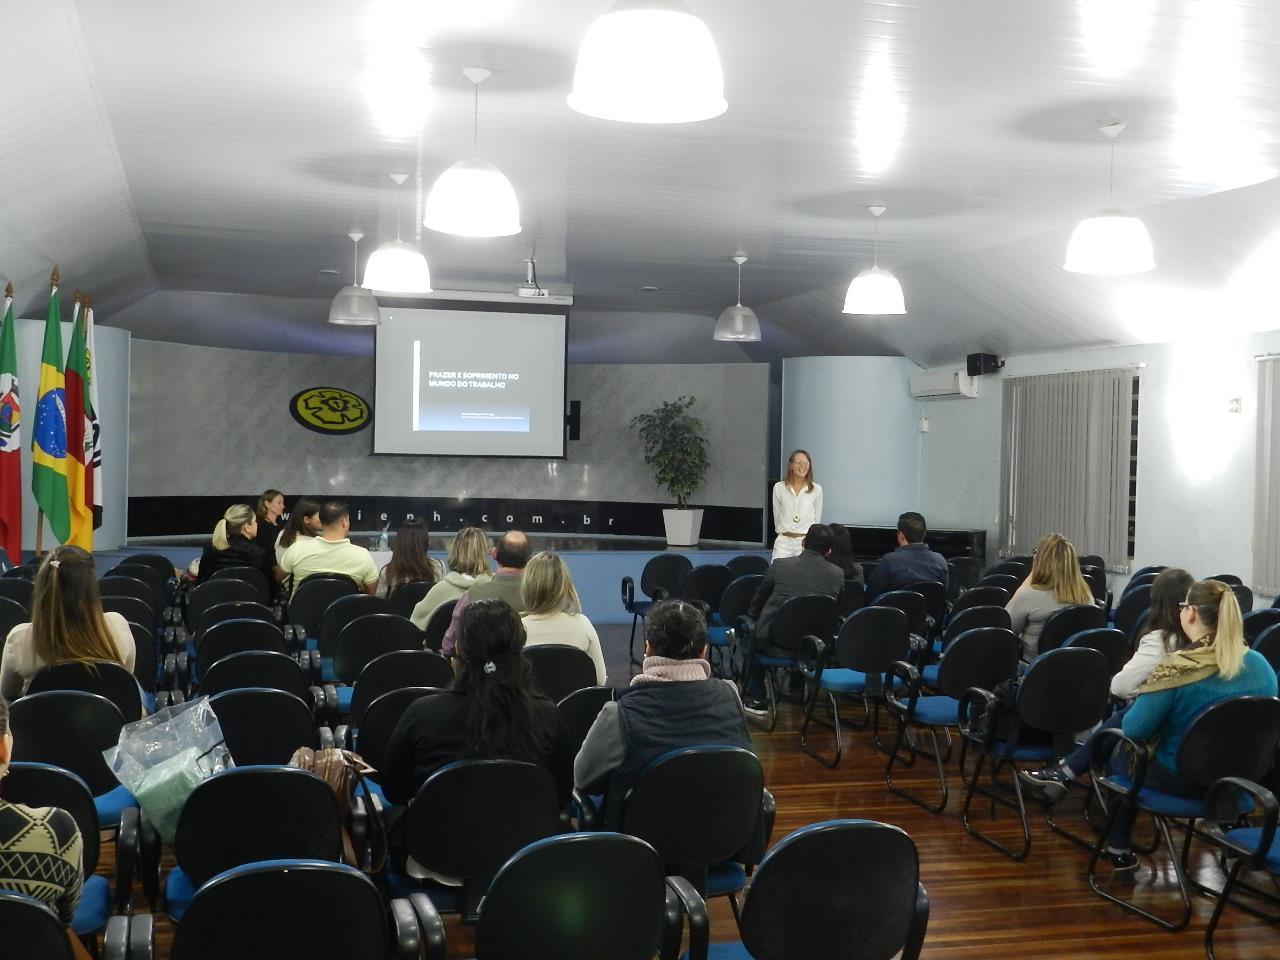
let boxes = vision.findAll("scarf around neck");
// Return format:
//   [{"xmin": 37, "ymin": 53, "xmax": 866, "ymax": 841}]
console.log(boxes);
[
  {"xmin": 1135, "ymin": 639, "xmax": 1220, "ymax": 695},
  {"xmin": 630, "ymin": 656, "xmax": 712, "ymax": 686}
]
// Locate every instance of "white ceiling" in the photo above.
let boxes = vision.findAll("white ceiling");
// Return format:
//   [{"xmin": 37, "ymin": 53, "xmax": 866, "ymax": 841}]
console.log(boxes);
[{"xmin": 3, "ymin": 0, "xmax": 1280, "ymax": 364}]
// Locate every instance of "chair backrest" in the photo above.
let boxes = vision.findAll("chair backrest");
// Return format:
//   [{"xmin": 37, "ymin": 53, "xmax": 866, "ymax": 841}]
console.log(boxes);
[
  {"xmin": 2, "ymin": 564, "xmax": 36, "ymax": 581},
  {"xmin": 875, "ymin": 591, "xmax": 928, "ymax": 637},
  {"xmin": 208, "ymin": 688, "xmax": 317, "ymax": 765},
  {"xmin": 199, "ymin": 650, "xmax": 309, "ymax": 698},
  {"xmin": 9, "ymin": 691, "xmax": 125, "ymax": 795},
  {"xmin": 942, "ymin": 605, "xmax": 1011, "ymax": 646},
  {"xmin": 388, "ymin": 580, "xmax": 433, "ymax": 619},
  {"xmin": 0, "ymin": 595, "xmax": 29, "ymax": 650},
  {"xmin": 26, "ymin": 660, "xmax": 143, "ymax": 722},
  {"xmin": 1037, "ymin": 603, "xmax": 1106, "ymax": 655},
  {"xmin": 639, "ymin": 554, "xmax": 693, "ymax": 601},
  {"xmin": 349, "ymin": 653, "xmax": 451, "ymax": 725},
  {"xmin": 1244, "ymin": 609, "xmax": 1280, "ymax": 645},
  {"xmin": 318, "ymin": 593, "xmax": 393, "ymax": 658},
  {"xmin": 1176, "ymin": 697, "xmax": 1280, "ymax": 787},
  {"xmin": 836, "ymin": 606, "xmax": 910, "ymax": 674},
  {"xmin": 98, "ymin": 575, "xmax": 155, "ymax": 614},
  {"xmin": 172, "ymin": 861, "xmax": 390, "ymax": 960},
  {"xmin": 288, "ymin": 575, "xmax": 359, "ymax": 637},
  {"xmin": 404, "ymin": 759, "xmax": 562, "ymax": 885},
  {"xmin": 1123, "ymin": 571, "xmax": 1159, "ymax": 593},
  {"xmin": 185, "ymin": 578, "xmax": 259, "ymax": 632},
  {"xmin": 173, "ymin": 766, "xmax": 344, "ymax": 887},
  {"xmin": 977, "ymin": 573, "xmax": 1020, "ymax": 593},
  {"xmin": 739, "ymin": 820, "xmax": 926, "ymax": 960},
  {"xmin": 1017, "ymin": 648, "xmax": 1111, "ymax": 734},
  {"xmin": 1232, "ymin": 584, "xmax": 1255, "ymax": 614},
  {"xmin": 1065, "ymin": 628, "xmax": 1130, "ymax": 677},
  {"xmin": 332, "ymin": 613, "xmax": 422, "ymax": 683},
  {"xmin": 983, "ymin": 560, "xmax": 1028, "ymax": 582},
  {"xmin": 680, "ymin": 564, "xmax": 735, "ymax": 610},
  {"xmin": 5, "ymin": 762, "xmax": 101, "ymax": 873},
  {"xmin": 768, "ymin": 594, "xmax": 837, "ymax": 654},
  {"xmin": 356, "ymin": 687, "xmax": 441, "ymax": 772},
  {"xmin": 0, "ymin": 892, "xmax": 76, "ymax": 960},
  {"xmin": 557, "ymin": 686, "xmax": 614, "ymax": 756},
  {"xmin": 197, "ymin": 618, "xmax": 289, "ymax": 675},
  {"xmin": 1078, "ymin": 554, "xmax": 1105, "ymax": 569},
  {"xmin": 947, "ymin": 557, "xmax": 982, "ymax": 597},
  {"xmin": 194, "ymin": 600, "xmax": 275, "ymax": 640},
  {"xmin": 208, "ymin": 565, "xmax": 272, "ymax": 604},
  {"xmin": 0, "ymin": 576, "xmax": 33, "ymax": 611},
  {"xmin": 109, "ymin": 563, "xmax": 171, "ymax": 614},
  {"xmin": 838, "ymin": 579, "xmax": 866, "ymax": 618},
  {"xmin": 726, "ymin": 554, "xmax": 769, "ymax": 577},
  {"xmin": 1112, "ymin": 584, "xmax": 1151, "ymax": 638},
  {"xmin": 422, "ymin": 598, "xmax": 459, "ymax": 653},
  {"xmin": 1080, "ymin": 568, "xmax": 1107, "ymax": 605},
  {"xmin": 1208, "ymin": 573, "xmax": 1244, "ymax": 587},
  {"xmin": 719, "ymin": 574, "xmax": 762, "ymax": 624},
  {"xmin": 475, "ymin": 833, "xmax": 668, "ymax": 960},
  {"xmin": 936, "ymin": 628, "xmax": 1021, "ymax": 700},
  {"xmin": 947, "ymin": 586, "xmax": 1010, "ymax": 620},
  {"xmin": 903, "ymin": 580, "xmax": 946, "ymax": 628},
  {"xmin": 1131, "ymin": 564, "xmax": 1167, "ymax": 579},
  {"xmin": 128, "ymin": 620, "xmax": 159, "ymax": 692},
  {"xmin": 100, "ymin": 594, "xmax": 154, "ymax": 628},
  {"xmin": 125, "ymin": 552, "xmax": 179, "ymax": 580},
  {"xmin": 1253, "ymin": 624, "xmax": 1280, "ymax": 673},
  {"xmin": 523, "ymin": 644, "xmax": 598, "ymax": 702}
]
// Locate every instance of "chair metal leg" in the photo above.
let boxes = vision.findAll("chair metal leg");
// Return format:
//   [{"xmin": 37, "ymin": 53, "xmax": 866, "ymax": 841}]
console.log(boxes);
[
  {"xmin": 1087, "ymin": 812, "xmax": 1194, "ymax": 931},
  {"xmin": 763, "ymin": 670, "xmax": 778, "ymax": 733},
  {"xmin": 1204, "ymin": 859, "xmax": 1245, "ymax": 960},
  {"xmin": 886, "ymin": 724, "xmax": 949, "ymax": 814},
  {"xmin": 799, "ymin": 687, "xmax": 843, "ymax": 768},
  {"xmin": 960, "ymin": 753, "xmax": 1033, "ymax": 861}
]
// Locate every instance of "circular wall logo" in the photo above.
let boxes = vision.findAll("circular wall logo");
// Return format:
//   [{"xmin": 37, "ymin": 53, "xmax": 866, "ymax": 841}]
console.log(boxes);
[{"xmin": 289, "ymin": 387, "xmax": 371, "ymax": 435}]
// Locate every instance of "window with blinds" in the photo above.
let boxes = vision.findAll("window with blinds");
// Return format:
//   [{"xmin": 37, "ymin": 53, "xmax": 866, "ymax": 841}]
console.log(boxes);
[
  {"xmin": 1253, "ymin": 358, "xmax": 1280, "ymax": 596},
  {"xmin": 999, "ymin": 368, "xmax": 1135, "ymax": 572}
]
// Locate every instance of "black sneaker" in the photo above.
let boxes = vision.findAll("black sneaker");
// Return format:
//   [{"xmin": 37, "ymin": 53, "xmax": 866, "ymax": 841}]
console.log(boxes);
[
  {"xmin": 1104, "ymin": 848, "xmax": 1139, "ymax": 872},
  {"xmin": 1018, "ymin": 766, "xmax": 1071, "ymax": 804},
  {"xmin": 743, "ymin": 697, "xmax": 770, "ymax": 717}
]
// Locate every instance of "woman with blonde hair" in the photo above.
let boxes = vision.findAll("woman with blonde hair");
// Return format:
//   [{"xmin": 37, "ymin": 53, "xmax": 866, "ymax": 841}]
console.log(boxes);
[
  {"xmin": 771, "ymin": 449, "xmax": 822, "ymax": 561},
  {"xmin": 1005, "ymin": 532, "xmax": 1094, "ymax": 660},
  {"xmin": 195, "ymin": 503, "xmax": 276, "ymax": 585},
  {"xmin": 520, "ymin": 551, "xmax": 606, "ymax": 685},
  {"xmin": 410, "ymin": 527, "xmax": 493, "ymax": 631},
  {"xmin": 0, "ymin": 546, "xmax": 135, "ymax": 698}
]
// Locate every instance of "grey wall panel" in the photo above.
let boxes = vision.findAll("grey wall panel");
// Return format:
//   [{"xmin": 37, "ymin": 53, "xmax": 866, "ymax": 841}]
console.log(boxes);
[{"xmin": 129, "ymin": 340, "xmax": 768, "ymax": 509}]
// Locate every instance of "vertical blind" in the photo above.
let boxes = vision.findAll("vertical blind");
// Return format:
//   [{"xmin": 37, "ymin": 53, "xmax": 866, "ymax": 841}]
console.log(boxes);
[
  {"xmin": 999, "ymin": 368, "xmax": 1131, "ymax": 571},
  {"xmin": 1254, "ymin": 359, "xmax": 1280, "ymax": 596}
]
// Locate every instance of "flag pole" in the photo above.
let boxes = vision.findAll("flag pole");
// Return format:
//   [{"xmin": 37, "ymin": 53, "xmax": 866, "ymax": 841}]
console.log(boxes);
[{"xmin": 35, "ymin": 509, "xmax": 43, "ymax": 556}]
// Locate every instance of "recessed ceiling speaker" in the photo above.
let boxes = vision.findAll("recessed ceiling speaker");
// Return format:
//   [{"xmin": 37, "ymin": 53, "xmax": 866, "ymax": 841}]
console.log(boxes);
[{"xmin": 966, "ymin": 353, "xmax": 1003, "ymax": 377}]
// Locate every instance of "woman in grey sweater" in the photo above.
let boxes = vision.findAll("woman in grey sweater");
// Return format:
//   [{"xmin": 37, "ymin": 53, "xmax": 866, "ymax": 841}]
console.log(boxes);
[{"xmin": 1005, "ymin": 533, "xmax": 1094, "ymax": 660}]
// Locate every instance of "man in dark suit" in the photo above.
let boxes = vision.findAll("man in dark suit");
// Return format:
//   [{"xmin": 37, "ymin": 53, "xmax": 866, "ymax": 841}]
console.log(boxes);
[
  {"xmin": 742, "ymin": 523, "xmax": 843, "ymax": 715},
  {"xmin": 866, "ymin": 511, "xmax": 949, "ymax": 600}
]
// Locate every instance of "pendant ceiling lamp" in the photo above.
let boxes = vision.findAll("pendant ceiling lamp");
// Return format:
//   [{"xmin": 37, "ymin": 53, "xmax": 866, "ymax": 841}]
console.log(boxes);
[
  {"xmin": 424, "ymin": 67, "xmax": 522, "ymax": 237},
  {"xmin": 328, "ymin": 229, "xmax": 381, "ymax": 325},
  {"xmin": 1064, "ymin": 122, "xmax": 1155, "ymax": 275},
  {"xmin": 568, "ymin": 0, "xmax": 727, "ymax": 124},
  {"xmin": 363, "ymin": 173, "xmax": 433, "ymax": 293},
  {"xmin": 713, "ymin": 254, "xmax": 761, "ymax": 341},
  {"xmin": 843, "ymin": 206, "xmax": 906, "ymax": 315}
]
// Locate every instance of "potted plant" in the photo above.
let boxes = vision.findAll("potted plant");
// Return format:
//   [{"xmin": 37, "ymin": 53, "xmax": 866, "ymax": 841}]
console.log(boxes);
[{"xmin": 630, "ymin": 395, "xmax": 710, "ymax": 546}]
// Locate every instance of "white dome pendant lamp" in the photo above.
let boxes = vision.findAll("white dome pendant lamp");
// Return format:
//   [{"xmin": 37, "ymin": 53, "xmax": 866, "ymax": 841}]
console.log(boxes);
[
  {"xmin": 568, "ymin": 0, "xmax": 727, "ymax": 123},
  {"xmin": 328, "ymin": 229, "xmax": 382, "ymax": 325},
  {"xmin": 424, "ymin": 68, "xmax": 522, "ymax": 238},
  {"xmin": 363, "ymin": 173, "xmax": 433, "ymax": 293},
  {"xmin": 713, "ymin": 254, "xmax": 761, "ymax": 341},
  {"xmin": 1064, "ymin": 122, "xmax": 1155, "ymax": 275},
  {"xmin": 843, "ymin": 206, "xmax": 906, "ymax": 315}
]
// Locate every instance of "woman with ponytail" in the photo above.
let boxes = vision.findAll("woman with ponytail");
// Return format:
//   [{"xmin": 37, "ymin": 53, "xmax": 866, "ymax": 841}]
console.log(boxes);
[
  {"xmin": 0, "ymin": 546, "xmax": 135, "ymax": 698},
  {"xmin": 1098, "ymin": 578, "xmax": 1276, "ymax": 867},
  {"xmin": 195, "ymin": 503, "xmax": 277, "ymax": 585},
  {"xmin": 382, "ymin": 599, "xmax": 572, "ymax": 808}
]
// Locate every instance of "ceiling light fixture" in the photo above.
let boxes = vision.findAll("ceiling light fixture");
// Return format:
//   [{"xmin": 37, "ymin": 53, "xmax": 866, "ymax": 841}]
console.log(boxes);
[
  {"xmin": 424, "ymin": 67, "xmax": 521, "ymax": 237},
  {"xmin": 329, "ymin": 230, "xmax": 382, "ymax": 325},
  {"xmin": 363, "ymin": 173, "xmax": 434, "ymax": 293},
  {"xmin": 843, "ymin": 206, "xmax": 906, "ymax": 315},
  {"xmin": 714, "ymin": 254, "xmax": 761, "ymax": 341},
  {"xmin": 1064, "ymin": 122, "xmax": 1155, "ymax": 275},
  {"xmin": 567, "ymin": 0, "xmax": 727, "ymax": 124}
]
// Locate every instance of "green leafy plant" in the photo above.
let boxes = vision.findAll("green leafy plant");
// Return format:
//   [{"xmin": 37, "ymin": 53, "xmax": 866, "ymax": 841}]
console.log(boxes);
[{"xmin": 629, "ymin": 395, "xmax": 710, "ymax": 509}]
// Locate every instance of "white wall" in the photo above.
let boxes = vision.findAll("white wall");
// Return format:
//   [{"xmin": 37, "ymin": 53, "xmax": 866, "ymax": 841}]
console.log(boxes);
[
  {"xmin": 14, "ymin": 318, "xmax": 130, "ymax": 551},
  {"xmin": 781, "ymin": 356, "xmax": 921, "ymax": 525}
]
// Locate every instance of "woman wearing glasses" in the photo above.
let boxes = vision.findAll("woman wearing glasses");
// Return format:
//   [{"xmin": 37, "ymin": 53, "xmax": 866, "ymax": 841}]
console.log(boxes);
[{"xmin": 771, "ymin": 450, "xmax": 822, "ymax": 561}]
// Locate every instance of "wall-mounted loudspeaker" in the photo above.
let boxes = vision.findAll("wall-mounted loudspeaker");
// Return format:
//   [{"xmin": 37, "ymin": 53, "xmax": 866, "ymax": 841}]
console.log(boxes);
[{"xmin": 966, "ymin": 353, "xmax": 1004, "ymax": 377}]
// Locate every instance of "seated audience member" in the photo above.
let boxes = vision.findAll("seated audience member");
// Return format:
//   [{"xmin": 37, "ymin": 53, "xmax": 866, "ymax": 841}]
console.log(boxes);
[
  {"xmin": 574, "ymin": 600, "xmax": 752, "ymax": 825},
  {"xmin": 742, "ymin": 524, "xmax": 843, "ymax": 714},
  {"xmin": 1022, "ymin": 567, "xmax": 1194, "ymax": 799},
  {"xmin": 196, "ymin": 503, "xmax": 277, "ymax": 585},
  {"xmin": 377, "ymin": 518, "xmax": 442, "ymax": 598},
  {"xmin": 1005, "ymin": 532, "xmax": 1093, "ymax": 661},
  {"xmin": 0, "ymin": 547, "xmax": 136, "ymax": 699},
  {"xmin": 252, "ymin": 488, "xmax": 286, "ymax": 554},
  {"xmin": 0, "ymin": 694, "xmax": 85, "ymax": 926},
  {"xmin": 520, "ymin": 552, "xmax": 606, "ymax": 686},
  {"xmin": 441, "ymin": 530, "xmax": 532, "ymax": 658},
  {"xmin": 410, "ymin": 527, "xmax": 492, "ymax": 631},
  {"xmin": 825, "ymin": 522, "xmax": 864, "ymax": 585},
  {"xmin": 1091, "ymin": 579, "xmax": 1276, "ymax": 869},
  {"xmin": 865, "ymin": 511, "xmax": 948, "ymax": 599},
  {"xmin": 278, "ymin": 500, "xmax": 379, "ymax": 598},
  {"xmin": 274, "ymin": 497, "xmax": 321, "ymax": 566},
  {"xmin": 382, "ymin": 598, "xmax": 573, "ymax": 808}
]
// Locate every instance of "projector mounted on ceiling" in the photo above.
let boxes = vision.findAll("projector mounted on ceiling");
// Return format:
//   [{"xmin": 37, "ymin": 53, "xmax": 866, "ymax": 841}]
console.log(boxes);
[{"xmin": 516, "ymin": 250, "xmax": 549, "ymax": 298}]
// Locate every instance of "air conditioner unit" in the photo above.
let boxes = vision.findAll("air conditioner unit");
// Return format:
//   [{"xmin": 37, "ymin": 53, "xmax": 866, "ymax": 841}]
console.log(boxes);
[{"xmin": 909, "ymin": 367, "xmax": 979, "ymax": 401}]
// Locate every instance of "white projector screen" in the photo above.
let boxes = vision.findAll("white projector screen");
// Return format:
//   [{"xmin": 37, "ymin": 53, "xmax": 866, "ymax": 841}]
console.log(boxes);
[{"xmin": 373, "ymin": 305, "xmax": 568, "ymax": 457}]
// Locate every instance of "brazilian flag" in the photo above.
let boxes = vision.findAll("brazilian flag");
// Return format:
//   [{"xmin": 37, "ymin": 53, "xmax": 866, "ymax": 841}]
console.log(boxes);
[{"xmin": 31, "ymin": 285, "xmax": 69, "ymax": 543}]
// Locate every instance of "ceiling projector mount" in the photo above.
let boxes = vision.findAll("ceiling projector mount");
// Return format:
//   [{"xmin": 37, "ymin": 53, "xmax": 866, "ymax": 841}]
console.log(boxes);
[{"xmin": 517, "ymin": 241, "xmax": 549, "ymax": 298}]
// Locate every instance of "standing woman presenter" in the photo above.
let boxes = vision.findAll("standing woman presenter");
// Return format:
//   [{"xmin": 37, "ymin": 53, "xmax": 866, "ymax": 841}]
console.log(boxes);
[{"xmin": 771, "ymin": 450, "xmax": 822, "ymax": 561}]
